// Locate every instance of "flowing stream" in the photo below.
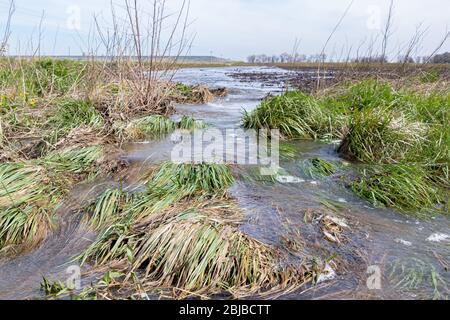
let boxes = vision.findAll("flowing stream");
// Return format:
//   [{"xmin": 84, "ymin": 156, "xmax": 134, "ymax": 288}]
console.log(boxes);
[{"xmin": 1, "ymin": 67, "xmax": 449, "ymax": 300}]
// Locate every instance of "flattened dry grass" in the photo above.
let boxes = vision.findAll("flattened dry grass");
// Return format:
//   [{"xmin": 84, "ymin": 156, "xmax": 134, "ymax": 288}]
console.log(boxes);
[
  {"xmin": 78, "ymin": 162, "xmax": 310, "ymax": 298},
  {"xmin": 130, "ymin": 213, "xmax": 304, "ymax": 297},
  {"xmin": 80, "ymin": 201, "xmax": 307, "ymax": 298},
  {"xmin": 0, "ymin": 146, "xmax": 105, "ymax": 250}
]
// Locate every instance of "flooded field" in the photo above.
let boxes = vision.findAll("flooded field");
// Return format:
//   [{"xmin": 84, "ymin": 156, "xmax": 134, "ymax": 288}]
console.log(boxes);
[{"xmin": 1, "ymin": 67, "xmax": 449, "ymax": 300}]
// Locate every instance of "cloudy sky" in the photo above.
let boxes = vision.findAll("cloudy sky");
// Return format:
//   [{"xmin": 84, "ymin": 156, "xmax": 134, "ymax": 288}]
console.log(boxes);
[{"xmin": 1, "ymin": 0, "xmax": 449, "ymax": 60}]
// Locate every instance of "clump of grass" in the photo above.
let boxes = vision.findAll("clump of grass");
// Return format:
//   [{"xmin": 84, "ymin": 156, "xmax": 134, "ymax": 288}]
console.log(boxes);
[
  {"xmin": 49, "ymin": 99, "xmax": 103, "ymax": 129},
  {"xmin": 43, "ymin": 99, "xmax": 104, "ymax": 147},
  {"xmin": 139, "ymin": 163, "xmax": 234, "ymax": 215},
  {"xmin": 42, "ymin": 146, "xmax": 104, "ymax": 174},
  {"xmin": 130, "ymin": 213, "xmax": 303, "ymax": 297},
  {"xmin": 0, "ymin": 163, "xmax": 49, "ymax": 208},
  {"xmin": 0, "ymin": 206, "xmax": 53, "ymax": 251},
  {"xmin": 338, "ymin": 107, "xmax": 428, "ymax": 163},
  {"xmin": 40, "ymin": 277, "xmax": 69, "ymax": 298},
  {"xmin": 338, "ymin": 79, "xmax": 396, "ymax": 111},
  {"xmin": 119, "ymin": 115, "xmax": 207, "ymax": 140},
  {"xmin": 121, "ymin": 115, "xmax": 176, "ymax": 140},
  {"xmin": 246, "ymin": 80, "xmax": 449, "ymax": 215},
  {"xmin": 174, "ymin": 82, "xmax": 192, "ymax": 98},
  {"xmin": 82, "ymin": 162, "xmax": 235, "ymax": 230},
  {"xmin": 178, "ymin": 116, "xmax": 207, "ymax": 130},
  {"xmin": 351, "ymin": 164, "xmax": 445, "ymax": 215},
  {"xmin": 149, "ymin": 162, "xmax": 234, "ymax": 195},
  {"xmin": 172, "ymin": 83, "xmax": 215, "ymax": 104},
  {"xmin": 242, "ymin": 92, "xmax": 345, "ymax": 140},
  {"xmin": 303, "ymin": 158, "xmax": 338, "ymax": 179}
]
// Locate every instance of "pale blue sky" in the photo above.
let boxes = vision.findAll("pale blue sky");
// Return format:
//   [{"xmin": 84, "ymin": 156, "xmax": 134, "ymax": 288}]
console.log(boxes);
[{"xmin": 1, "ymin": 0, "xmax": 449, "ymax": 60}]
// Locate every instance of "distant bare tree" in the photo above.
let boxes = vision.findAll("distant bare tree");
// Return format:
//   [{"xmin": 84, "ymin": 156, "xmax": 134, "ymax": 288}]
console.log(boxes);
[
  {"xmin": 279, "ymin": 52, "xmax": 291, "ymax": 63},
  {"xmin": 247, "ymin": 55, "xmax": 256, "ymax": 63}
]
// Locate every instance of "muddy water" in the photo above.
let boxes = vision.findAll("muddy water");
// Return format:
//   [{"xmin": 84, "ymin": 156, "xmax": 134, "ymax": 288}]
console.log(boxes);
[{"xmin": 1, "ymin": 67, "xmax": 449, "ymax": 300}]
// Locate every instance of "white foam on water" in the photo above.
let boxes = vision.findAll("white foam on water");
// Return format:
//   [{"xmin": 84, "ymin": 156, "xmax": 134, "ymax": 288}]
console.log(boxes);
[
  {"xmin": 276, "ymin": 175, "xmax": 305, "ymax": 184},
  {"xmin": 426, "ymin": 233, "xmax": 450, "ymax": 243},
  {"xmin": 317, "ymin": 264, "xmax": 336, "ymax": 284},
  {"xmin": 395, "ymin": 238, "xmax": 413, "ymax": 246}
]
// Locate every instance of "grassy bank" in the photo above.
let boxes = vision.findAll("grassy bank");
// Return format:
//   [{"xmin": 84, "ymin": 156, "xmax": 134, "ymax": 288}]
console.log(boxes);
[
  {"xmin": 0, "ymin": 58, "xmax": 223, "ymax": 159},
  {"xmin": 243, "ymin": 79, "xmax": 449, "ymax": 215},
  {"xmin": 0, "ymin": 58, "xmax": 225, "ymax": 253}
]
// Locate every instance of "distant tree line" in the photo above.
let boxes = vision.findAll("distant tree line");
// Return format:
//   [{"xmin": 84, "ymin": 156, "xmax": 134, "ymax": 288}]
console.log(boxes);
[
  {"xmin": 247, "ymin": 52, "xmax": 450, "ymax": 64},
  {"xmin": 429, "ymin": 52, "xmax": 450, "ymax": 64},
  {"xmin": 247, "ymin": 53, "xmax": 326, "ymax": 64}
]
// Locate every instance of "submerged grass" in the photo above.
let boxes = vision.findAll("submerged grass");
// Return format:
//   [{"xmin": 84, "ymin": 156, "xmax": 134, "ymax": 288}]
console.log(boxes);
[
  {"xmin": 389, "ymin": 258, "xmax": 449, "ymax": 300},
  {"xmin": 130, "ymin": 212, "xmax": 304, "ymax": 297},
  {"xmin": 40, "ymin": 277, "xmax": 69, "ymax": 298},
  {"xmin": 302, "ymin": 158, "xmax": 339, "ymax": 179},
  {"xmin": 244, "ymin": 79, "xmax": 449, "ymax": 215}
]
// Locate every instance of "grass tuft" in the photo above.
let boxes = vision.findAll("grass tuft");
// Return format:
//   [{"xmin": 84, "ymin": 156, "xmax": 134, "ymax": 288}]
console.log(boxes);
[
  {"xmin": 351, "ymin": 164, "xmax": 445, "ymax": 215},
  {"xmin": 121, "ymin": 115, "xmax": 176, "ymax": 140},
  {"xmin": 178, "ymin": 116, "xmax": 207, "ymax": 130},
  {"xmin": 338, "ymin": 107, "xmax": 428, "ymax": 163},
  {"xmin": 242, "ymin": 92, "xmax": 344, "ymax": 140}
]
